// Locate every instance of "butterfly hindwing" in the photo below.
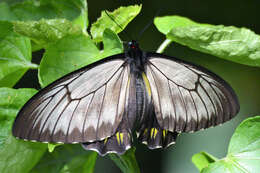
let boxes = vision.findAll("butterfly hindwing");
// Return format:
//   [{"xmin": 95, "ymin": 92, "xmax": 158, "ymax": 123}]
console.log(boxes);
[
  {"xmin": 145, "ymin": 53, "xmax": 240, "ymax": 133},
  {"xmin": 12, "ymin": 54, "xmax": 131, "ymax": 144}
]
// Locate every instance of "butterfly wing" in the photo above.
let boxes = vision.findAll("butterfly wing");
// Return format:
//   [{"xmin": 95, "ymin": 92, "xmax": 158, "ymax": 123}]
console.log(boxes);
[
  {"xmin": 12, "ymin": 54, "xmax": 131, "ymax": 145},
  {"xmin": 144, "ymin": 53, "xmax": 240, "ymax": 133}
]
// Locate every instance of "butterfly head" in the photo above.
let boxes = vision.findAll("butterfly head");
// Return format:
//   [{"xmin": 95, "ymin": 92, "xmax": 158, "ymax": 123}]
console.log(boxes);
[{"xmin": 128, "ymin": 40, "xmax": 139, "ymax": 50}]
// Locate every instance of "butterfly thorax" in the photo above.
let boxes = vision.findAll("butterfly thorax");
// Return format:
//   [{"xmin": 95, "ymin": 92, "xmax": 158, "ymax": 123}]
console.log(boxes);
[{"xmin": 126, "ymin": 40, "xmax": 146, "ymax": 72}]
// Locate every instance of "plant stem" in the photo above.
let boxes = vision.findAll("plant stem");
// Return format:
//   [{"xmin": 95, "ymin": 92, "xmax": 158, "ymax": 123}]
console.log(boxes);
[
  {"xmin": 156, "ymin": 38, "xmax": 172, "ymax": 53},
  {"xmin": 28, "ymin": 63, "xmax": 39, "ymax": 69}
]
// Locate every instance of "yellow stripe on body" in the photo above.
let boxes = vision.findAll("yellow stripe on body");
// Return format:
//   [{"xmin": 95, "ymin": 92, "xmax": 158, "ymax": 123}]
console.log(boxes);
[{"xmin": 142, "ymin": 73, "xmax": 151, "ymax": 97}]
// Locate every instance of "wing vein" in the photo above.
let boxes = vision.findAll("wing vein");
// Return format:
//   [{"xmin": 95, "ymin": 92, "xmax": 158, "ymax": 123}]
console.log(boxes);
[
  {"xmin": 74, "ymin": 63, "xmax": 126, "ymax": 99},
  {"xmin": 114, "ymin": 66, "xmax": 126, "ymax": 133},
  {"xmin": 26, "ymin": 97, "xmax": 53, "ymax": 139},
  {"xmin": 82, "ymin": 93, "xmax": 95, "ymax": 141},
  {"xmin": 65, "ymin": 100, "xmax": 81, "ymax": 142},
  {"xmin": 38, "ymin": 92, "xmax": 68, "ymax": 140},
  {"xmin": 148, "ymin": 61, "xmax": 191, "ymax": 90},
  {"xmin": 209, "ymin": 83, "xmax": 228, "ymax": 121},
  {"xmin": 199, "ymin": 82, "xmax": 217, "ymax": 125},
  {"xmin": 51, "ymin": 101, "xmax": 71, "ymax": 141},
  {"xmin": 194, "ymin": 90, "xmax": 209, "ymax": 128},
  {"xmin": 95, "ymin": 85, "xmax": 107, "ymax": 140},
  {"xmin": 177, "ymin": 86, "xmax": 188, "ymax": 131},
  {"xmin": 168, "ymin": 80, "xmax": 176, "ymax": 131},
  {"xmin": 148, "ymin": 65, "xmax": 164, "ymax": 128},
  {"xmin": 189, "ymin": 91, "xmax": 199, "ymax": 131}
]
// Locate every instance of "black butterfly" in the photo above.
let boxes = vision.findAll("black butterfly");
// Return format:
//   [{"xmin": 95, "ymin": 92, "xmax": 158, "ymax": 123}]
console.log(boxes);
[{"xmin": 12, "ymin": 40, "xmax": 239, "ymax": 156}]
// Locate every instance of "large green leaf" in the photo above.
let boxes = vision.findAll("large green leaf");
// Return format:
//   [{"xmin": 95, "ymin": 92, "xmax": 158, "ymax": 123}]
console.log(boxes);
[
  {"xmin": 39, "ymin": 29, "xmax": 123, "ymax": 87},
  {"xmin": 154, "ymin": 16, "xmax": 260, "ymax": 67},
  {"xmin": 1, "ymin": 0, "xmax": 88, "ymax": 51},
  {"xmin": 90, "ymin": 5, "xmax": 142, "ymax": 42},
  {"xmin": 31, "ymin": 145, "xmax": 97, "ymax": 173},
  {"xmin": 0, "ymin": 21, "xmax": 37, "ymax": 87},
  {"xmin": 5, "ymin": 0, "xmax": 88, "ymax": 27},
  {"xmin": 193, "ymin": 116, "xmax": 260, "ymax": 173},
  {"xmin": 0, "ymin": 87, "xmax": 47, "ymax": 173},
  {"xmin": 154, "ymin": 16, "xmax": 204, "ymax": 35},
  {"xmin": 109, "ymin": 147, "xmax": 140, "ymax": 173},
  {"xmin": 13, "ymin": 19, "xmax": 83, "ymax": 48}
]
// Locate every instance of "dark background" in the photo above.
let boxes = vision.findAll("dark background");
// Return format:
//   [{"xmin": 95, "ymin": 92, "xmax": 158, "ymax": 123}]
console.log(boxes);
[{"xmin": 15, "ymin": 0, "xmax": 260, "ymax": 172}]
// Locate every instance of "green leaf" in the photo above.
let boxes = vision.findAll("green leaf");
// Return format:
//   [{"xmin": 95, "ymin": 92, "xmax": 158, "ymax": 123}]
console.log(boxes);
[
  {"xmin": 109, "ymin": 147, "xmax": 140, "ymax": 173},
  {"xmin": 13, "ymin": 19, "xmax": 83, "ymax": 48},
  {"xmin": 97, "ymin": 28, "xmax": 124, "ymax": 59},
  {"xmin": 39, "ymin": 29, "xmax": 123, "ymax": 87},
  {"xmin": 228, "ymin": 116, "xmax": 260, "ymax": 154},
  {"xmin": 71, "ymin": 0, "xmax": 88, "ymax": 31},
  {"xmin": 0, "ymin": 21, "xmax": 37, "ymax": 87},
  {"xmin": 48, "ymin": 143, "xmax": 63, "ymax": 153},
  {"xmin": 9, "ymin": 0, "xmax": 87, "ymax": 25},
  {"xmin": 38, "ymin": 34, "xmax": 99, "ymax": 87},
  {"xmin": 0, "ymin": 2, "xmax": 17, "ymax": 21},
  {"xmin": 155, "ymin": 16, "xmax": 260, "ymax": 67},
  {"xmin": 91, "ymin": 5, "xmax": 142, "ymax": 42},
  {"xmin": 9, "ymin": 0, "xmax": 88, "ymax": 50},
  {"xmin": 154, "ymin": 16, "xmax": 203, "ymax": 35},
  {"xmin": 0, "ymin": 87, "xmax": 37, "ymax": 144},
  {"xmin": 192, "ymin": 151, "xmax": 218, "ymax": 171},
  {"xmin": 193, "ymin": 116, "xmax": 260, "ymax": 173},
  {"xmin": 0, "ymin": 135, "xmax": 47, "ymax": 173},
  {"xmin": 0, "ymin": 87, "xmax": 47, "ymax": 173},
  {"xmin": 31, "ymin": 145, "xmax": 97, "ymax": 173}
]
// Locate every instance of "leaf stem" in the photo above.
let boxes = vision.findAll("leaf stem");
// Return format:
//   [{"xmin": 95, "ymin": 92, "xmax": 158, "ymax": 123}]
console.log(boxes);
[
  {"xmin": 28, "ymin": 63, "xmax": 39, "ymax": 69},
  {"xmin": 156, "ymin": 38, "xmax": 172, "ymax": 53}
]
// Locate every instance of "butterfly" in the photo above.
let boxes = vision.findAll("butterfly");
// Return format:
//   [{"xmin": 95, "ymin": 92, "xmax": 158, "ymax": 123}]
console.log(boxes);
[{"xmin": 12, "ymin": 40, "xmax": 240, "ymax": 156}]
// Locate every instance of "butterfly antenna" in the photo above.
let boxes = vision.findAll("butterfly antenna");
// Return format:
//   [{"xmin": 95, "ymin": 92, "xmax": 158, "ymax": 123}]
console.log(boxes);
[
  {"xmin": 137, "ymin": 8, "xmax": 162, "ymax": 42},
  {"xmin": 105, "ymin": 10, "xmax": 132, "ymax": 41}
]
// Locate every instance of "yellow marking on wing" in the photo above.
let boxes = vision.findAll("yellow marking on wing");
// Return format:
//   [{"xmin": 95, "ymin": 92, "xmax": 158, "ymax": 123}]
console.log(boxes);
[
  {"xmin": 142, "ymin": 73, "xmax": 151, "ymax": 96},
  {"xmin": 144, "ymin": 128, "xmax": 148, "ymax": 135},
  {"xmin": 116, "ymin": 132, "xmax": 120, "ymax": 144},
  {"xmin": 104, "ymin": 138, "xmax": 108, "ymax": 144},
  {"xmin": 163, "ymin": 130, "xmax": 168, "ymax": 139},
  {"xmin": 150, "ymin": 128, "xmax": 158, "ymax": 139},
  {"xmin": 120, "ymin": 133, "xmax": 124, "ymax": 144},
  {"xmin": 150, "ymin": 128, "xmax": 154, "ymax": 138},
  {"xmin": 153, "ymin": 128, "xmax": 158, "ymax": 139}
]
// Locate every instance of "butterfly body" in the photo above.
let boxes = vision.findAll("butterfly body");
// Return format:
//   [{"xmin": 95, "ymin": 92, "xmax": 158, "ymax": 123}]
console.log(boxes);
[{"xmin": 12, "ymin": 40, "xmax": 239, "ymax": 156}]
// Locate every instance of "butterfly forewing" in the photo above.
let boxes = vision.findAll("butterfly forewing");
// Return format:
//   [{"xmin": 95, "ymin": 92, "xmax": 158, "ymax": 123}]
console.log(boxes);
[
  {"xmin": 12, "ymin": 55, "xmax": 130, "ymax": 143},
  {"xmin": 145, "ymin": 53, "xmax": 240, "ymax": 133}
]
